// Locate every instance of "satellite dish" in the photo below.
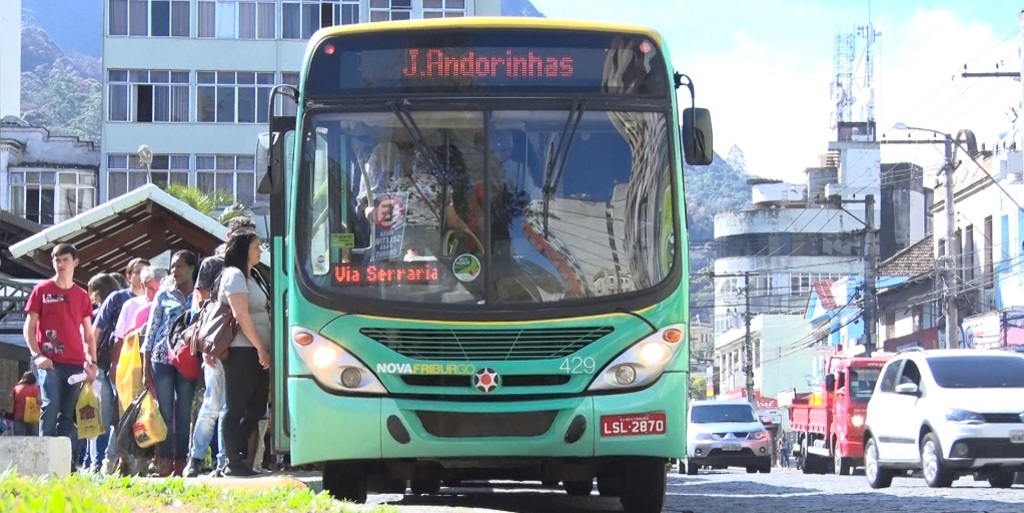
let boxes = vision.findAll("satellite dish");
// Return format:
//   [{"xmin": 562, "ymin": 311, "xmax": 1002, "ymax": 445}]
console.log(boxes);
[{"xmin": 137, "ymin": 144, "xmax": 154, "ymax": 166}]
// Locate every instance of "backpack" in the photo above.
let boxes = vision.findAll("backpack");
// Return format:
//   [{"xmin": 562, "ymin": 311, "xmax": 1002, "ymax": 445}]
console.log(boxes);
[
  {"xmin": 167, "ymin": 310, "xmax": 202, "ymax": 380},
  {"xmin": 23, "ymin": 395, "xmax": 40, "ymax": 425},
  {"xmin": 96, "ymin": 293, "xmax": 129, "ymax": 369}
]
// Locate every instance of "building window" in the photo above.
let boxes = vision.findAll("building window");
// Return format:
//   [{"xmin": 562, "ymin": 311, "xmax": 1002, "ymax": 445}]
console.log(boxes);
[
  {"xmin": 370, "ymin": 0, "xmax": 411, "ymax": 22},
  {"xmin": 196, "ymin": 155, "xmax": 256, "ymax": 206},
  {"xmin": 197, "ymin": 71, "xmax": 274, "ymax": 123},
  {"xmin": 885, "ymin": 312, "xmax": 895, "ymax": 339},
  {"xmin": 108, "ymin": 0, "xmax": 189, "ymax": 37},
  {"xmin": 107, "ymin": 69, "xmax": 190, "ymax": 123},
  {"xmin": 9, "ymin": 170, "xmax": 96, "ymax": 225},
  {"xmin": 198, "ymin": 0, "xmax": 277, "ymax": 39},
  {"xmin": 422, "ymin": 0, "xmax": 465, "ymax": 18},
  {"xmin": 984, "ymin": 215, "xmax": 993, "ymax": 288},
  {"xmin": 283, "ymin": 0, "xmax": 354, "ymax": 39},
  {"xmin": 106, "ymin": 153, "xmax": 188, "ymax": 198}
]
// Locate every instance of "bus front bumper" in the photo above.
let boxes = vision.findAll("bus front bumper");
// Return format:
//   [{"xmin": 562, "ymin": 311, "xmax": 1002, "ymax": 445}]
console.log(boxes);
[{"xmin": 287, "ymin": 372, "xmax": 686, "ymax": 465}]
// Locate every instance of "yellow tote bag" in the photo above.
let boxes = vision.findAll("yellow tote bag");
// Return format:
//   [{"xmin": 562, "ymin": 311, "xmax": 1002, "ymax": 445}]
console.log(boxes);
[
  {"xmin": 76, "ymin": 382, "xmax": 105, "ymax": 439},
  {"xmin": 115, "ymin": 329, "xmax": 144, "ymax": 413},
  {"xmin": 132, "ymin": 391, "xmax": 166, "ymax": 449}
]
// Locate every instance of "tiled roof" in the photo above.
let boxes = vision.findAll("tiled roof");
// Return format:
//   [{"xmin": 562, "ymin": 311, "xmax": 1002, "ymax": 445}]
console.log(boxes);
[
  {"xmin": 811, "ymin": 280, "xmax": 837, "ymax": 310},
  {"xmin": 878, "ymin": 235, "xmax": 934, "ymax": 278}
]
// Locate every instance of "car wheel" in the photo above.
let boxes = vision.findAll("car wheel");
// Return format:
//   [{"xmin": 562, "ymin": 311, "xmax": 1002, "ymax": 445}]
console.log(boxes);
[
  {"xmin": 759, "ymin": 458, "xmax": 772, "ymax": 474},
  {"xmin": 686, "ymin": 459, "xmax": 698, "ymax": 476},
  {"xmin": 988, "ymin": 470, "xmax": 1014, "ymax": 489},
  {"xmin": 745, "ymin": 466, "xmax": 757, "ymax": 474},
  {"xmin": 921, "ymin": 433, "xmax": 954, "ymax": 488},
  {"xmin": 864, "ymin": 437, "xmax": 893, "ymax": 489}
]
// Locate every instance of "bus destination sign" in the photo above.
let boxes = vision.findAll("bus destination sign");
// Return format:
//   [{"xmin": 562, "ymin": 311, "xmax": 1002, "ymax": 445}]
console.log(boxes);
[
  {"xmin": 334, "ymin": 261, "xmax": 440, "ymax": 286},
  {"xmin": 306, "ymin": 30, "xmax": 668, "ymax": 96}
]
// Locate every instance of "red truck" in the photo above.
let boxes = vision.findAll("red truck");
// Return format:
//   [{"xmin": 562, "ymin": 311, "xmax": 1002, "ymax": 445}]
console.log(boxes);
[{"xmin": 789, "ymin": 353, "xmax": 890, "ymax": 475}]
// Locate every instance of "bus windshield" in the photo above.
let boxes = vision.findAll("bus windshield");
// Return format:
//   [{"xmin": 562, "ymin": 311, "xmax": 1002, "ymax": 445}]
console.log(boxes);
[{"xmin": 297, "ymin": 106, "xmax": 676, "ymax": 307}]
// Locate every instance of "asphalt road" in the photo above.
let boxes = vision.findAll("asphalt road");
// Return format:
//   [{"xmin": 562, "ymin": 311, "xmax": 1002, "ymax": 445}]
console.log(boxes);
[{"xmin": 316, "ymin": 465, "xmax": 1024, "ymax": 513}]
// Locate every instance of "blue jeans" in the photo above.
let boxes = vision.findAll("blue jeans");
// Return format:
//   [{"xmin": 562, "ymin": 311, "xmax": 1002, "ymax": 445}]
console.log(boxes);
[
  {"xmin": 189, "ymin": 361, "xmax": 226, "ymax": 467},
  {"xmin": 152, "ymin": 362, "xmax": 197, "ymax": 459},
  {"xmin": 37, "ymin": 363, "xmax": 83, "ymax": 454},
  {"xmin": 89, "ymin": 368, "xmax": 117, "ymax": 469}
]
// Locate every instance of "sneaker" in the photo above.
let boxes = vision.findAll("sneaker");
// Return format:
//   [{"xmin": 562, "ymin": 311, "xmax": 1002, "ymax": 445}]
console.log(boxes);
[
  {"xmin": 184, "ymin": 458, "xmax": 204, "ymax": 478},
  {"xmin": 101, "ymin": 459, "xmax": 117, "ymax": 475},
  {"xmin": 208, "ymin": 467, "xmax": 224, "ymax": 478}
]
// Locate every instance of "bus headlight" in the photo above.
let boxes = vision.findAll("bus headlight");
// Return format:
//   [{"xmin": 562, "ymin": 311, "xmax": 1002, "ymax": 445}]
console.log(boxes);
[
  {"xmin": 292, "ymin": 327, "xmax": 387, "ymax": 394},
  {"xmin": 588, "ymin": 324, "xmax": 685, "ymax": 391}
]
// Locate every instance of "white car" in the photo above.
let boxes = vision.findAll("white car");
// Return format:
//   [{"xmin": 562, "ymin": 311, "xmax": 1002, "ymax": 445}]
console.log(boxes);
[
  {"xmin": 685, "ymin": 400, "xmax": 772, "ymax": 475},
  {"xmin": 863, "ymin": 348, "xmax": 1024, "ymax": 488}
]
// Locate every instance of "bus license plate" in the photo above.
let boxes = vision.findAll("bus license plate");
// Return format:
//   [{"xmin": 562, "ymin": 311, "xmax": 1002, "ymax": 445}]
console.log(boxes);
[
  {"xmin": 1011, "ymin": 431, "xmax": 1024, "ymax": 443},
  {"xmin": 600, "ymin": 413, "xmax": 666, "ymax": 437}
]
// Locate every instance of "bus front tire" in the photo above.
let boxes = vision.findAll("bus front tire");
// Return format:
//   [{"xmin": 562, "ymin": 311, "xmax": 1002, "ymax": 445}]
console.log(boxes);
[
  {"xmin": 323, "ymin": 461, "xmax": 367, "ymax": 504},
  {"xmin": 619, "ymin": 457, "xmax": 666, "ymax": 513}
]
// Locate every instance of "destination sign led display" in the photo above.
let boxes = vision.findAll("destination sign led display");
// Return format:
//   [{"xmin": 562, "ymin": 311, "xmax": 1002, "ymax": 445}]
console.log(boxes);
[
  {"xmin": 305, "ymin": 30, "xmax": 669, "ymax": 96},
  {"xmin": 334, "ymin": 261, "xmax": 440, "ymax": 286}
]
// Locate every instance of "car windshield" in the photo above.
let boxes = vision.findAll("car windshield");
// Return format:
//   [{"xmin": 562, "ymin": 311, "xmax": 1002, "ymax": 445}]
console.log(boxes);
[
  {"xmin": 690, "ymin": 404, "xmax": 757, "ymax": 423},
  {"xmin": 927, "ymin": 355, "xmax": 1024, "ymax": 388},
  {"xmin": 847, "ymin": 368, "xmax": 881, "ymax": 402},
  {"xmin": 296, "ymin": 108, "xmax": 676, "ymax": 307}
]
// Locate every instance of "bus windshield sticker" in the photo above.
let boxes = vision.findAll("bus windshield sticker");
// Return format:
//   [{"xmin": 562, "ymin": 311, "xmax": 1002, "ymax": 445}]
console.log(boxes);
[
  {"xmin": 369, "ymin": 192, "xmax": 407, "ymax": 262},
  {"xmin": 334, "ymin": 261, "xmax": 440, "ymax": 286},
  {"xmin": 452, "ymin": 254, "xmax": 481, "ymax": 282},
  {"xmin": 330, "ymin": 233, "xmax": 355, "ymax": 249}
]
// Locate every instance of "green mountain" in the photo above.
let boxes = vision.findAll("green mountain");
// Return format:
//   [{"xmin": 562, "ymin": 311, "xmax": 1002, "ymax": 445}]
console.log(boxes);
[{"xmin": 20, "ymin": 25, "xmax": 101, "ymax": 143}]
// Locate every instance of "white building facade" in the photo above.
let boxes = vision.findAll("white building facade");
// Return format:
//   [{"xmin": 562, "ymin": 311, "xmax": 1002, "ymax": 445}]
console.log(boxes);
[
  {"xmin": 101, "ymin": 0, "xmax": 501, "ymax": 232},
  {"xmin": 713, "ymin": 314, "xmax": 814, "ymax": 400}
]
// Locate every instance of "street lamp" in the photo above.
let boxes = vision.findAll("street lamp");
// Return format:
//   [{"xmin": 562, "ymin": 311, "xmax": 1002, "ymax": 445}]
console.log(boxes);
[
  {"xmin": 137, "ymin": 144, "xmax": 154, "ymax": 185},
  {"xmin": 889, "ymin": 123, "xmax": 977, "ymax": 350}
]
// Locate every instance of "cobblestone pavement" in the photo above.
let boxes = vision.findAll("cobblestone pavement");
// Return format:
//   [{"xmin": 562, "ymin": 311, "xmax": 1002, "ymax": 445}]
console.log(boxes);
[{"xmin": 346, "ymin": 466, "xmax": 1024, "ymax": 513}]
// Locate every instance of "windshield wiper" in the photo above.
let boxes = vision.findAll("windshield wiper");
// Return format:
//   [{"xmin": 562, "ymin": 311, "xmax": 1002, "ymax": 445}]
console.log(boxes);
[{"xmin": 541, "ymin": 99, "xmax": 587, "ymax": 237}]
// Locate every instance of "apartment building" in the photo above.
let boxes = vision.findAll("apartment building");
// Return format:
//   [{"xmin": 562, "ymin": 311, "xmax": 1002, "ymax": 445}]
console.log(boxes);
[{"xmin": 101, "ymin": 0, "xmax": 501, "ymax": 233}]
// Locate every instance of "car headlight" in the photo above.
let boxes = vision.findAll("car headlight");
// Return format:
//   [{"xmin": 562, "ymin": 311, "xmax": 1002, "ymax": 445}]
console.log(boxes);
[
  {"xmin": 695, "ymin": 432, "xmax": 713, "ymax": 441},
  {"xmin": 851, "ymin": 414, "xmax": 865, "ymax": 428},
  {"xmin": 292, "ymin": 327, "xmax": 387, "ymax": 394},
  {"xmin": 945, "ymin": 408, "xmax": 984, "ymax": 425},
  {"xmin": 588, "ymin": 324, "xmax": 685, "ymax": 391},
  {"xmin": 747, "ymin": 429, "xmax": 768, "ymax": 440}
]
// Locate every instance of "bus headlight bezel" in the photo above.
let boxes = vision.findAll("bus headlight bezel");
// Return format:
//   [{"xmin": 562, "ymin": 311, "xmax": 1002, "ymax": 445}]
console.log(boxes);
[
  {"xmin": 588, "ymin": 324, "xmax": 685, "ymax": 391},
  {"xmin": 292, "ymin": 327, "xmax": 387, "ymax": 394}
]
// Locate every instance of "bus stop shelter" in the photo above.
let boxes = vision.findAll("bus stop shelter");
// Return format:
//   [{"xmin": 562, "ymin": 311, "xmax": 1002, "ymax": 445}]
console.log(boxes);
[{"xmin": 7, "ymin": 184, "xmax": 230, "ymax": 285}]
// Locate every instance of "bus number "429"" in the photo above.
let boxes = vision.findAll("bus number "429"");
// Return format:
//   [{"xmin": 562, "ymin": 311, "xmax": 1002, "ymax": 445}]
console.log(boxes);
[{"xmin": 560, "ymin": 357, "xmax": 596, "ymax": 374}]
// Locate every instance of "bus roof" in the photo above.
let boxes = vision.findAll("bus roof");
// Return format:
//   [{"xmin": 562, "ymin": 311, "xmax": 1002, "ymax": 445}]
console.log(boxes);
[{"xmin": 309, "ymin": 16, "xmax": 665, "ymax": 47}]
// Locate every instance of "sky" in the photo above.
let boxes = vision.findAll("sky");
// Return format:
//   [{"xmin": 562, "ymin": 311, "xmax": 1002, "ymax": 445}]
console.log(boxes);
[{"xmin": 530, "ymin": 0, "xmax": 1024, "ymax": 183}]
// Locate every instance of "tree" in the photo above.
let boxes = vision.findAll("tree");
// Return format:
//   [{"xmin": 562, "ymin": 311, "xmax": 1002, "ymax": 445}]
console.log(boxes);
[
  {"xmin": 689, "ymin": 375, "xmax": 708, "ymax": 401},
  {"xmin": 165, "ymin": 183, "xmax": 235, "ymax": 219}
]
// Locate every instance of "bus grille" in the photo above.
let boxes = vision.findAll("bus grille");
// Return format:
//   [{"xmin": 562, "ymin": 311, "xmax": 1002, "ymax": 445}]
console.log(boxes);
[
  {"xmin": 416, "ymin": 411, "xmax": 558, "ymax": 438},
  {"xmin": 360, "ymin": 326, "xmax": 614, "ymax": 361}
]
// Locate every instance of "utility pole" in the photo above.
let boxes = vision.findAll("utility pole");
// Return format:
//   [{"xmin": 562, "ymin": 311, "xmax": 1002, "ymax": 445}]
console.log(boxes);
[
  {"xmin": 941, "ymin": 134, "xmax": 958, "ymax": 349},
  {"xmin": 743, "ymin": 271, "xmax": 755, "ymax": 406},
  {"xmin": 862, "ymin": 194, "xmax": 876, "ymax": 356}
]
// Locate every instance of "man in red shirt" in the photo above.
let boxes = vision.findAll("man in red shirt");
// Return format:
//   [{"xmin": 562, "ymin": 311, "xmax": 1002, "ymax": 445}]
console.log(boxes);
[{"xmin": 23, "ymin": 243, "xmax": 97, "ymax": 452}]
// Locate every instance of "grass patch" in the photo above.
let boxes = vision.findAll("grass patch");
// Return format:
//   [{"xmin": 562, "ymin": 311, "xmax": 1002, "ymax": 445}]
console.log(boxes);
[{"xmin": 0, "ymin": 470, "xmax": 396, "ymax": 513}]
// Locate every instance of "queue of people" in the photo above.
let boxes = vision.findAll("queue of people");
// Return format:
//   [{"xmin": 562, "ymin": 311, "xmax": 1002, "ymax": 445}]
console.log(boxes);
[{"xmin": 12, "ymin": 216, "xmax": 274, "ymax": 478}]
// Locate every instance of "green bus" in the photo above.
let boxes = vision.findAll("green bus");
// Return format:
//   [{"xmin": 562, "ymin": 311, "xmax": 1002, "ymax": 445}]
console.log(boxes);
[{"xmin": 258, "ymin": 17, "xmax": 712, "ymax": 513}]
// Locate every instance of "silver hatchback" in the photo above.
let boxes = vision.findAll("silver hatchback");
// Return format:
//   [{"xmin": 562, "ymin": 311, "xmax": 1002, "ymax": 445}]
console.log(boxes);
[{"xmin": 685, "ymin": 400, "xmax": 773, "ymax": 475}]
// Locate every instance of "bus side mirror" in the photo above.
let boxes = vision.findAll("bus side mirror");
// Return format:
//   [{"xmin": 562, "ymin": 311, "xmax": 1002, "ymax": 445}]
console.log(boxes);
[
  {"xmin": 257, "ymin": 130, "xmax": 293, "ymax": 194},
  {"xmin": 682, "ymin": 107, "xmax": 713, "ymax": 166},
  {"xmin": 824, "ymin": 374, "xmax": 836, "ymax": 392}
]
